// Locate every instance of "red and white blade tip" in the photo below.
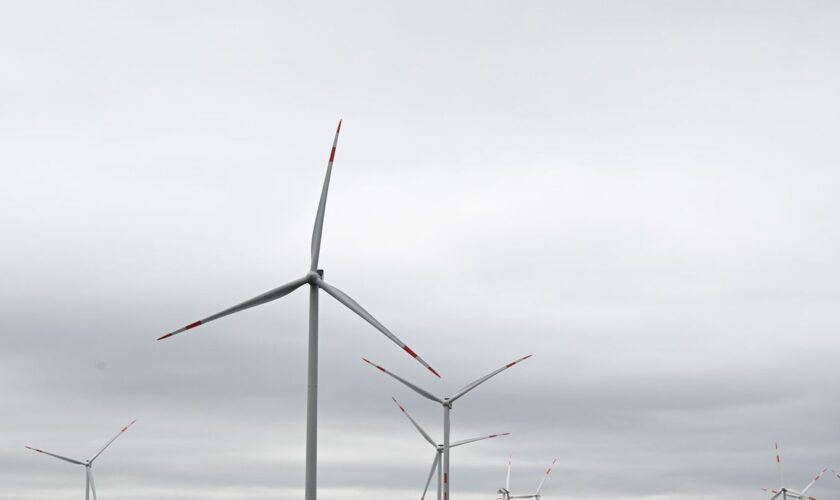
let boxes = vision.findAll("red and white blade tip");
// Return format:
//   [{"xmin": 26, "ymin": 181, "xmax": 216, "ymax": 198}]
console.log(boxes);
[
  {"xmin": 157, "ymin": 320, "xmax": 203, "ymax": 340},
  {"xmin": 506, "ymin": 354, "xmax": 533, "ymax": 368},
  {"xmin": 488, "ymin": 433, "xmax": 510, "ymax": 438},
  {"xmin": 391, "ymin": 396, "xmax": 406, "ymax": 412},
  {"xmin": 362, "ymin": 358, "xmax": 386, "ymax": 372},
  {"xmin": 402, "ymin": 345, "xmax": 441, "ymax": 378},
  {"xmin": 122, "ymin": 420, "xmax": 137, "ymax": 432},
  {"xmin": 25, "ymin": 446, "xmax": 42, "ymax": 452},
  {"xmin": 336, "ymin": 119, "xmax": 342, "ymax": 133}
]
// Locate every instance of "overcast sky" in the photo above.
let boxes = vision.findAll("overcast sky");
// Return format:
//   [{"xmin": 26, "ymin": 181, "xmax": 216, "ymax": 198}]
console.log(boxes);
[{"xmin": 1, "ymin": 1, "xmax": 839, "ymax": 499}]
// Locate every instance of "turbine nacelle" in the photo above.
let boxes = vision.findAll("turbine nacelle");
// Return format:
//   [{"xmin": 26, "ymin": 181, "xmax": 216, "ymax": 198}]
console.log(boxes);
[{"xmin": 306, "ymin": 270, "xmax": 324, "ymax": 285}]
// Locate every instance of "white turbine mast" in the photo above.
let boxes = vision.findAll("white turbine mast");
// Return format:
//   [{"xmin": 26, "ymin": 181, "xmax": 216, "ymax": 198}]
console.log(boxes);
[
  {"xmin": 392, "ymin": 397, "xmax": 510, "ymax": 500},
  {"xmin": 363, "ymin": 354, "xmax": 531, "ymax": 499},
  {"xmin": 498, "ymin": 457, "xmax": 557, "ymax": 500},
  {"xmin": 762, "ymin": 443, "xmax": 827, "ymax": 500},
  {"xmin": 157, "ymin": 121, "xmax": 439, "ymax": 500},
  {"xmin": 25, "ymin": 420, "xmax": 137, "ymax": 500}
]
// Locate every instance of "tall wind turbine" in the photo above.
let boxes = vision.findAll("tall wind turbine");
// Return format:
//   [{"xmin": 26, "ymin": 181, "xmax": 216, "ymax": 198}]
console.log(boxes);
[
  {"xmin": 498, "ymin": 457, "xmax": 557, "ymax": 500},
  {"xmin": 157, "ymin": 121, "xmax": 439, "ymax": 500},
  {"xmin": 392, "ymin": 396, "xmax": 510, "ymax": 500},
  {"xmin": 363, "ymin": 354, "xmax": 531, "ymax": 499},
  {"xmin": 25, "ymin": 420, "xmax": 136, "ymax": 500},
  {"xmin": 762, "ymin": 443, "xmax": 827, "ymax": 500}
]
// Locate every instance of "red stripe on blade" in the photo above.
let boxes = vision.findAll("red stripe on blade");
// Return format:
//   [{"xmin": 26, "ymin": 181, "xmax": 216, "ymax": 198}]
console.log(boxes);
[
  {"xmin": 329, "ymin": 147, "xmax": 336, "ymax": 162},
  {"xmin": 185, "ymin": 320, "xmax": 202, "ymax": 330},
  {"xmin": 157, "ymin": 332, "xmax": 175, "ymax": 340},
  {"xmin": 336, "ymin": 119, "xmax": 342, "ymax": 133},
  {"xmin": 403, "ymin": 346, "xmax": 418, "ymax": 358},
  {"xmin": 428, "ymin": 366, "xmax": 441, "ymax": 378}
]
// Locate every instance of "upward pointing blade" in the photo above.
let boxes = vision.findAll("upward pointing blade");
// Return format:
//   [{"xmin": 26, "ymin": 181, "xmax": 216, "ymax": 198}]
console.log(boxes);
[
  {"xmin": 449, "ymin": 355, "xmax": 531, "ymax": 403},
  {"xmin": 318, "ymin": 278, "xmax": 440, "ymax": 377},
  {"xmin": 801, "ymin": 468, "xmax": 827, "ymax": 495},
  {"xmin": 363, "ymin": 359, "xmax": 443, "ymax": 404},
  {"xmin": 158, "ymin": 276, "xmax": 308, "ymax": 340},
  {"xmin": 535, "ymin": 458, "xmax": 557, "ymax": 495},
  {"xmin": 776, "ymin": 442, "xmax": 784, "ymax": 489},
  {"xmin": 311, "ymin": 119, "xmax": 342, "ymax": 271},
  {"xmin": 392, "ymin": 397, "xmax": 437, "ymax": 447},
  {"xmin": 506, "ymin": 457, "xmax": 511, "ymax": 492},
  {"xmin": 89, "ymin": 420, "xmax": 137, "ymax": 463},
  {"xmin": 25, "ymin": 446, "xmax": 85, "ymax": 465}
]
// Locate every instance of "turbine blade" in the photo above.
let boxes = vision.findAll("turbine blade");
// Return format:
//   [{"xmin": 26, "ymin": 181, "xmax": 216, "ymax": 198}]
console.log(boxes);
[
  {"xmin": 25, "ymin": 446, "xmax": 85, "ymax": 465},
  {"xmin": 506, "ymin": 456, "xmax": 511, "ymax": 491},
  {"xmin": 362, "ymin": 359, "xmax": 443, "ymax": 404},
  {"xmin": 158, "ymin": 277, "xmax": 308, "ymax": 340},
  {"xmin": 89, "ymin": 469, "xmax": 98, "ymax": 500},
  {"xmin": 89, "ymin": 420, "xmax": 136, "ymax": 463},
  {"xmin": 535, "ymin": 458, "xmax": 557, "ymax": 495},
  {"xmin": 422, "ymin": 452, "xmax": 440, "ymax": 500},
  {"xmin": 392, "ymin": 397, "xmax": 437, "ymax": 447},
  {"xmin": 450, "ymin": 433, "xmax": 510, "ymax": 448},
  {"xmin": 318, "ymin": 278, "xmax": 440, "ymax": 377},
  {"xmin": 776, "ymin": 442, "xmax": 784, "ymax": 488},
  {"xmin": 310, "ymin": 119, "xmax": 342, "ymax": 271},
  {"xmin": 801, "ymin": 468, "xmax": 827, "ymax": 494},
  {"xmin": 449, "ymin": 355, "xmax": 532, "ymax": 403}
]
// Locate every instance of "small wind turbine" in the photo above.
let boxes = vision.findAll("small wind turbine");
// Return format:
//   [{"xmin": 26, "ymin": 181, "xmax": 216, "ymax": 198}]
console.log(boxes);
[
  {"xmin": 497, "ymin": 457, "xmax": 557, "ymax": 500},
  {"xmin": 25, "ymin": 420, "xmax": 136, "ymax": 500},
  {"xmin": 762, "ymin": 443, "xmax": 827, "ymax": 500},
  {"xmin": 157, "ymin": 121, "xmax": 439, "ymax": 500},
  {"xmin": 392, "ymin": 396, "xmax": 509, "ymax": 500},
  {"xmin": 363, "ymin": 354, "xmax": 531, "ymax": 499}
]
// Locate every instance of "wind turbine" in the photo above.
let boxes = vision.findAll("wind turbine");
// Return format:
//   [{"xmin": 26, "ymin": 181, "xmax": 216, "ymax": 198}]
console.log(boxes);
[
  {"xmin": 762, "ymin": 443, "xmax": 827, "ymax": 500},
  {"xmin": 363, "ymin": 354, "xmax": 531, "ymax": 499},
  {"xmin": 25, "ymin": 420, "xmax": 136, "ymax": 500},
  {"xmin": 157, "ymin": 121, "xmax": 439, "ymax": 500},
  {"xmin": 392, "ymin": 396, "xmax": 510, "ymax": 500},
  {"xmin": 497, "ymin": 457, "xmax": 557, "ymax": 500}
]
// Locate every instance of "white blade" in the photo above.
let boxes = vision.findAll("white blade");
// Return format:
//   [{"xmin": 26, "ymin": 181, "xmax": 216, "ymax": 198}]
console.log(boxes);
[
  {"xmin": 25, "ymin": 446, "xmax": 84, "ymax": 465},
  {"xmin": 89, "ymin": 420, "xmax": 136, "ymax": 463},
  {"xmin": 775, "ymin": 442, "xmax": 784, "ymax": 488},
  {"xmin": 535, "ymin": 458, "xmax": 557, "ymax": 495},
  {"xmin": 311, "ymin": 120, "xmax": 342, "ymax": 271},
  {"xmin": 449, "ymin": 355, "xmax": 531, "ymax": 403},
  {"xmin": 392, "ymin": 397, "xmax": 437, "ymax": 447},
  {"xmin": 318, "ymin": 278, "xmax": 440, "ymax": 377},
  {"xmin": 801, "ymin": 468, "xmax": 827, "ymax": 494},
  {"xmin": 88, "ymin": 468, "xmax": 98, "ymax": 500},
  {"xmin": 158, "ymin": 277, "xmax": 308, "ymax": 340},
  {"xmin": 422, "ymin": 452, "xmax": 441, "ymax": 500},
  {"xmin": 450, "ymin": 432, "xmax": 510, "ymax": 448},
  {"xmin": 506, "ymin": 456, "xmax": 512, "ymax": 491},
  {"xmin": 363, "ymin": 359, "xmax": 443, "ymax": 404}
]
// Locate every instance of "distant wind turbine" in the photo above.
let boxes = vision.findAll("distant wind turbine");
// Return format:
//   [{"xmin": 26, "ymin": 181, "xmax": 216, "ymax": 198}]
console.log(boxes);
[
  {"xmin": 762, "ymin": 443, "xmax": 827, "ymax": 500},
  {"xmin": 25, "ymin": 420, "xmax": 136, "ymax": 500},
  {"xmin": 392, "ymin": 396, "xmax": 509, "ymax": 500},
  {"xmin": 498, "ymin": 457, "xmax": 557, "ymax": 500},
  {"xmin": 157, "ymin": 121, "xmax": 438, "ymax": 500},
  {"xmin": 363, "ymin": 354, "xmax": 531, "ymax": 499}
]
